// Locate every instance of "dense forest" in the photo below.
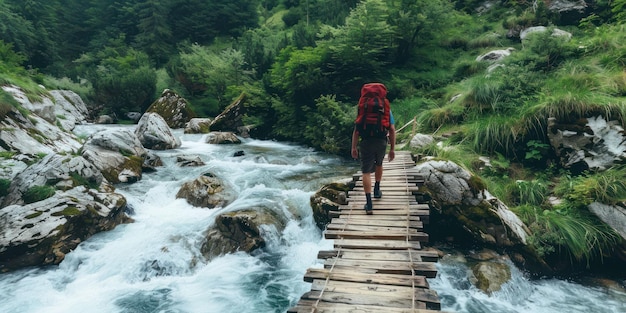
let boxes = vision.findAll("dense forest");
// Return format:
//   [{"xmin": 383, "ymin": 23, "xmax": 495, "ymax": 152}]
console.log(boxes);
[{"xmin": 2, "ymin": 0, "xmax": 626, "ymax": 273}]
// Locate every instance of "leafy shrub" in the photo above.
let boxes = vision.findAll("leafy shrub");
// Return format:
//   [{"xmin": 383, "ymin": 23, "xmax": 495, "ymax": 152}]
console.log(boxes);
[
  {"xmin": 0, "ymin": 178, "xmax": 10, "ymax": 197},
  {"xmin": 514, "ymin": 204, "xmax": 621, "ymax": 264},
  {"xmin": 23, "ymin": 185, "xmax": 56, "ymax": 204},
  {"xmin": 304, "ymin": 95, "xmax": 353, "ymax": 155}
]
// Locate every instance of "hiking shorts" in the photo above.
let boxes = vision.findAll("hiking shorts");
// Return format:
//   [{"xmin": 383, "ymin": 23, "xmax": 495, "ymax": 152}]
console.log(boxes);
[{"xmin": 359, "ymin": 137, "xmax": 387, "ymax": 174}]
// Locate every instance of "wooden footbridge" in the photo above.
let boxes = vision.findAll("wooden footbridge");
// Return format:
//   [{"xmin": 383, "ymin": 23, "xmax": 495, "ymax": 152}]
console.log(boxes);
[{"xmin": 288, "ymin": 150, "xmax": 443, "ymax": 313}]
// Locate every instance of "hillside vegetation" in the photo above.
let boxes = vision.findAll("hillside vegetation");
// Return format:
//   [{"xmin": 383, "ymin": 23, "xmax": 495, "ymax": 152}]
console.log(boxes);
[{"xmin": 1, "ymin": 0, "xmax": 626, "ymax": 274}]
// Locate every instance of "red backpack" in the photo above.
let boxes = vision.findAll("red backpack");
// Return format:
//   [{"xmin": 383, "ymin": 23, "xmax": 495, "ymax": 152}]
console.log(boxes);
[{"xmin": 355, "ymin": 83, "xmax": 391, "ymax": 138}]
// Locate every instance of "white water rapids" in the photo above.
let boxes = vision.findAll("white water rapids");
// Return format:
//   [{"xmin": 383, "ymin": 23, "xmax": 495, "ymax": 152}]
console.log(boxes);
[{"xmin": 0, "ymin": 125, "xmax": 624, "ymax": 313}]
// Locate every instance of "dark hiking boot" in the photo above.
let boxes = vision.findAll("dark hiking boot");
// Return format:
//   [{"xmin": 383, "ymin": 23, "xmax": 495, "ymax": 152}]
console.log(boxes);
[
  {"xmin": 364, "ymin": 203, "xmax": 373, "ymax": 215},
  {"xmin": 373, "ymin": 188, "xmax": 382, "ymax": 199}
]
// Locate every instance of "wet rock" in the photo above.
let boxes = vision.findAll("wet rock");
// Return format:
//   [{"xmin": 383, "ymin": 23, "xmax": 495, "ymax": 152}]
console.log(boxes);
[
  {"xmin": 470, "ymin": 261, "xmax": 511, "ymax": 294},
  {"xmin": 201, "ymin": 207, "xmax": 284, "ymax": 259},
  {"xmin": 210, "ymin": 92, "xmax": 246, "ymax": 133},
  {"xmin": 81, "ymin": 128, "xmax": 147, "ymax": 184},
  {"xmin": 310, "ymin": 179, "xmax": 353, "ymax": 230},
  {"xmin": 176, "ymin": 173, "xmax": 235, "ymax": 208},
  {"xmin": 184, "ymin": 118, "xmax": 213, "ymax": 134},
  {"xmin": 206, "ymin": 132, "xmax": 241, "ymax": 144},
  {"xmin": 145, "ymin": 89, "xmax": 195, "ymax": 129},
  {"xmin": 135, "ymin": 112, "xmax": 182, "ymax": 150},
  {"xmin": 0, "ymin": 186, "xmax": 131, "ymax": 272}
]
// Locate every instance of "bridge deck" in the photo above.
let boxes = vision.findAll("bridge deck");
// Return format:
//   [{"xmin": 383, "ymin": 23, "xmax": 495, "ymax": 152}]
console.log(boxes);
[{"xmin": 288, "ymin": 151, "xmax": 443, "ymax": 313}]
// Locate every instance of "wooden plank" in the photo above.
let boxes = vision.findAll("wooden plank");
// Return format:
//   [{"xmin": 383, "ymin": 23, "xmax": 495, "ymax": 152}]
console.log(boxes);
[
  {"xmin": 326, "ymin": 223, "xmax": 420, "ymax": 232},
  {"xmin": 323, "ymin": 259, "xmax": 438, "ymax": 278},
  {"xmin": 310, "ymin": 280, "xmax": 441, "ymax": 308},
  {"xmin": 332, "ymin": 209, "xmax": 430, "ymax": 217},
  {"xmin": 355, "ymin": 182, "xmax": 421, "ymax": 188},
  {"xmin": 340, "ymin": 203, "xmax": 430, "ymax": 210},
  {"xmin": 297, "ymin": 290, "xmax": 425, "ymax": 310},
  {"xmin": 303, "ymin": 268, "xmax": 430, "ymax": 288},
  {"xmin": 330, "ymin": 215, "xmax": 423, "ymax": 222},
  {"xmin": 324, "ymin": 229, "xmax": 429, "ymax": 242},
  {"xmin": 288, "ymin": 300, "xmax": 444, "ymax": 313},
  {"xmin": 318, "ymin": 249, "xmax": 440, "ymax": 263},
  {"xmin": 326, "ymin": 219, "xmax": 424, "ymax": 230},
  {"xmin": 333, "ymin": 238, "xmax": 421, "ymax": 250}
]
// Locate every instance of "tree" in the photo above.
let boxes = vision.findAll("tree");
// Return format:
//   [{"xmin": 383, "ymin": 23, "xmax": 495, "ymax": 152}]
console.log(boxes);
[
  {"xmin": 74, "ymin": 36, "xmax": 156, "ymax": 116},
  {"xmin": 0, "ymin": 1, "xmax": 37, "ymax": 66},
  {"xmin": 134, "ymin": 0, "xmax": 174, "ymax": 66},
  {"xmin": 322, "ymin": 0, "xmax": 395, "ymax": 92},
  {"xmin": 177, "ymin": 44, "xmax": 254, "ymax": 114},
  {"xmin": 389, "ymin": 0, "xmax": 453, "ymax": 64},
  {"xmin": 168, "ymin": 0, "xmax": 260, "ymax": 45}
]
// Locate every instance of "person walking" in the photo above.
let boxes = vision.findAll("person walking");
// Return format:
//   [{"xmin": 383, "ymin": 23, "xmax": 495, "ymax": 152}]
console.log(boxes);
[{"xmin": 351, "ymin": 83, "xmax": 396, "ymax": 215}]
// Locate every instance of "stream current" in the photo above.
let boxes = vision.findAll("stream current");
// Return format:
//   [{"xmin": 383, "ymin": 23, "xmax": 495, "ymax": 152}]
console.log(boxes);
[{"xmin": 0, "ymin": 125, "xmax": 624, "ymax": 313}]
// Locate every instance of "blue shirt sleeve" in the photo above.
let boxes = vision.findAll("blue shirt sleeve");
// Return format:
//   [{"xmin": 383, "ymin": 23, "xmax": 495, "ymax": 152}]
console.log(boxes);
[{"xmin": 390, "ymin": 110, "xmax": 395, "ymax": 125}]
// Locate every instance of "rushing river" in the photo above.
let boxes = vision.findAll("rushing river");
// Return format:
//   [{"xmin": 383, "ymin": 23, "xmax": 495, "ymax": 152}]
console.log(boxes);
[{"xmin": 0, "ymin": 125, "xmax": 624, "ymax": 313}]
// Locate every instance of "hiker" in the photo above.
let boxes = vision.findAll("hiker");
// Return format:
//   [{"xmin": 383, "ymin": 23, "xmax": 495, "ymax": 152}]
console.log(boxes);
[{"xmin": 350, "ymin": 83, "xmax": 396, "ymax": 215}]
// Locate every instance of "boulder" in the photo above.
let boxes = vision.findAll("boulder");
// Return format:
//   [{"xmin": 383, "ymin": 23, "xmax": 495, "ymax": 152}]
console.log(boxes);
[
  {"xmin": 176, "ymin": 155, "xmax": 205, "ymax": 167},
  {"xmin": 547, "ymin": 116, "xmax": 626, "ymax": 172},
  {"xmin": 50, "ymin": 90, "xmax": 90, "ymax": 131},
  {"xmin": 205, "ymin": 132, "xmax": 241, "ymax": 144},
  {"xmin": 184, "ymin": 118, "xmax": 213, "ymax": 134},
  {"xmin": 1, "ymin": 154, "xmax": 104, "ymax": 208},
  {"xmin": 520, "ymin": 26, "xmax": 572, "ymax": 41},
  {"xmin": 0, "ymin": 186, "xmax": 131, "ymax": 272},
  {"xmin": 200, "ymin": 207, "xmax": 285, "ymax": 259},
  {"xmin": 310, "ymin": 179, "xmax": 353, "ymax": 230},
  {"xmin": 2, "ymin": 85, "xmax": 55, "ymax": 123},
  {"xmin": 126, "ymin": 112, "xmax": 142, "ymax": 123},
  {"xmin": 210, "ymin": 92, "xmax": 246, "ymax": 133},
  {"xmin": 81, "ymin": 128, "xmax": 147, "ymax": 183},
  {"xmin": 415, "ymin": 159, "xmax": 554, "ymax": 274},
  {"xmin": 476, "ymin": 48, "xmax": 515, "ymax": 63},
  {"xmin": 0, "ymin": 106, "xmax": 82, "ymax": 156},
  {"xmin": 96, "ymin": 115, "xmax": 115, "ymax": 124},
  {"xmin": 145, "ymin": 89, "xmax": 195, "ymax": 128},
  {"xmin": 142, "ymin": 151, "xmax": 163, "ymax": 172},
  {"xmin": 135, "ymin": 112, "xmax": 182, "ymax": 150},
  {"xmin": 470, "ymin": 261, "xmax": 512, "ymax": 294},
  {"xmin": 176, "ymin": 173, "xmax": 235, "ymax": 208},
  {"xmin": 409, "ymin": 133, "xmax": 435, "ymax": 149},
  {"xmin": 588, "ymin": 202, "xmax": 626, "ymax": 241},
  {"xmin": 547, "ymin": 0, "xmax": 587, "ymax": 13}
]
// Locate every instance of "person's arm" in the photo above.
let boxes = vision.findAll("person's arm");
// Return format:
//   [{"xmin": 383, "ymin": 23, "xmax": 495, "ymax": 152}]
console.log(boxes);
[
  {"xmin": 388, "ymin": 124, "xmax": 396, "ymax": 162},
  {"xmin": 351, "ymin": 127, "xmax": 359, "ymax": 159}
]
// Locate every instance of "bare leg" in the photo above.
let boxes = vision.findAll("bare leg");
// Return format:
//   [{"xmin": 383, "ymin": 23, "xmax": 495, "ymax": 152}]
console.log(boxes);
[
  {"xmin": 374, "ymin": 165, "xmax": 383, "ymax": 183},
  {"xmin": 363, "ymin": 172, "xmax": 372, "ymax": 194}
]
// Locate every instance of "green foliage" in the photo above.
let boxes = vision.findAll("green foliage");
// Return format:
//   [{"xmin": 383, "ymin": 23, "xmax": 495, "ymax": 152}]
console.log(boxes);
[
  {"xmin": 0, "ymin": 178, "xmax": 10, "ymax": 197},
  {"xmin": 70, "ymin": 172, "xmax": 100, "ymax": 190},
  {"xmin": 177, "ymin": 44, "xmax": 254, "ymax": 115},
  {"xmin": 51, "ymin": 207, "xmax": 82, "ymax": 216},
  {"xmin": 613, "ymin": 0, "xmax": 626, "ymax": 24},
  {"xmin": 304, "ymin": 95, "xmax": 353, "ymax": 155},
  {"xmin": 514, "ymin": 29, "xmax": 578, "ymax": 71},
  {"xmin": 270, "ymin": 45, "xmax": 327, "ymax": 105},
  {"xmin": 23, "ymin": 185, "xmax": 56, "ymax": 204},
  {"xmin": 516, "ymin": 179, "xmax": 549, "ymax": 206},
  {"xmin": 321, "ymin": 0, "xmax": 395, "ymax": 88},
  {"xmin": 555, "ymin": 169, "xmax": 626, "ymax": 206},
  {"xmin": 74, "ymin": 38, "xmax": 156, "ymax": 116},
  {"xmin": 524, "ymin": 140, "xmax": 550, "ymax": 161},
  {"xmin": 464, "ymin": 115, "xmax": 522, "ymax": 155},
  {"xmin": 513, "ymin": 204, "xmax": 621, "ymax": 264}
]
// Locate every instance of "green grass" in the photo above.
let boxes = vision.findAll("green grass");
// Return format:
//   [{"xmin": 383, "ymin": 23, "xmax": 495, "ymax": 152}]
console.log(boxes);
[
  {"xmin": 22, "ymin": 185, "xmax": 56, "ymax": 204},
  {"xmin": 0, "ymin": 178, "xmax": 10, "ymax": 197}
]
